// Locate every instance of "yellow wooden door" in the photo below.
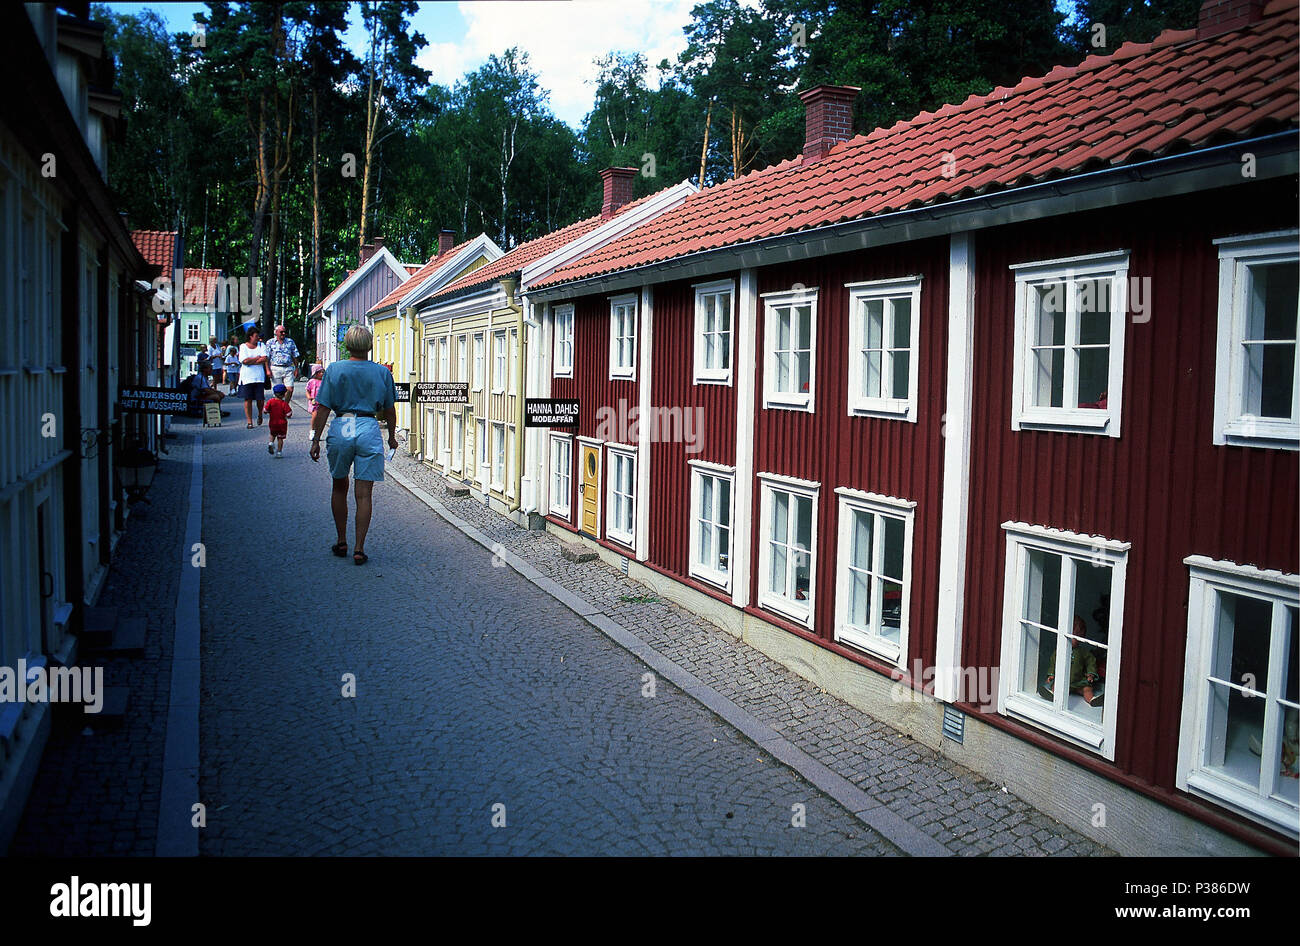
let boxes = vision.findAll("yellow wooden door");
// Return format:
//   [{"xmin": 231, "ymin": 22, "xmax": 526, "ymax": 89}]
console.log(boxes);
[{"xmin": 580, "ymin": 444, "xmax": 600, "ymax": 535}]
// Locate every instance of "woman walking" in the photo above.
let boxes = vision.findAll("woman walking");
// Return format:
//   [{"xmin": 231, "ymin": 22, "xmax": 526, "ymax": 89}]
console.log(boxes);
[
  {"xmin": 238, "ymin": 326, "xmax": 274, "ymax": 427},
  {"xmin": 308, "ymin": 325, "xmax": 398, "ymax": 565}
]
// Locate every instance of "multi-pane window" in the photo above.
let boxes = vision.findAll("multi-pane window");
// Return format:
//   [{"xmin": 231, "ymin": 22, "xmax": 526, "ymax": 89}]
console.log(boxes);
[
  {"xmin": 425, "ymin": 410, "xmax": 438, "ymax": 464},
  {"xmin": 758, "ymin": 475, "xmax": 819, "ymax": 626},
  {"xmin": 1010, "ymin": 251, "xmax": 1129, "ymax": 437},
  {"xmin": 450, "ymin": 411, "xmax": 464, "ymax": 471},
  {"xmin": 473, "ymin": 333, "xmax": 485, "ymax": 391},
  {"xmin": 694, "ymin": 281, "xmax": 734, "ymax": 384},
  {"xmin": 438, "ymin": 337, "xmax": 449, "ymax": 382},
  {"xmin": 186, "ymin": 321, "xmax": 201, "ymax": 343},
  {"xmin": 554, "ymin": 304, "xmax": 574, "ymax": 377},
  {"xmin": 509, "ymin": 329, "xmax": 519, "ymax": 395},
  {"xmin": 846, "ymin": 276, "xmax": 922, "ymax": 420},
  {"xmin": 1212, "ymin": 231, "xmax": 1299, "ymax": 448},
  {"xmin": 689, "ymin": 463, "xmax": 734, "ymax": 589},
  {"xmin": 550, "ymin": 435, "xmax": 573, "ymax": 519},
  {"xmin": 492, "ymin": 422, "xmax": 505, "ymax": 488},
  {"xmin": 997, "ymin": 522, "xmax": 1129, "ymax": 759},
  {"xmin": 605, "ymin": 446, "xmax": 636, "ymax": 545},
  {"xmin": 609, "ymin": 295, "xmax": 637, "ymax": 379},
  {"xmin": 1178, "ymin": 557, "xmax": 1298, "ymax": 834},
  {"xmin": 834, "ymin": 489, "xmax": 915, "ymax": 665},
  {"xmin": 457, "ymin": 335, "xmax": 467, "ymax": 381},
  {"xmin": 492, "ymin": 330, "xmax": 507, "ymax": 393},
  {"xmin": 762, "ymin": 289, "xmax": 817, "ymax": 411},
  {"xmin": 476, "ymin": 418, "xmax": 488, "ymax": 484}
]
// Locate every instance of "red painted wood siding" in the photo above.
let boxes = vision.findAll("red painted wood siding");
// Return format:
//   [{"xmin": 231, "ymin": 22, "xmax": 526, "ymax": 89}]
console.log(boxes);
[
  {"xmin": 648, "ymin": 275, "xmax": 740, "ymax": 581},
  {"xmin": 749, "ymin": 238, "xmax": 951, "ymax": 669},
  {"xmin": 962, "ymin": 179, "xmax": 1300, "ymax": 790}
]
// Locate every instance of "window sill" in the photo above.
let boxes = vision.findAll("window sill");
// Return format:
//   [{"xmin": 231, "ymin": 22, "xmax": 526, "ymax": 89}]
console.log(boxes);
[
  {"xmin": 693, "ymin": 372, "xmax": 733, "ymax": 387},
  {"xmin": 1013, "ymin": 409, "xmax": 1114, "ymax": 436},
  {"xmin": 763, "ymin": 394, "xmax": 814, "ymax": 413},
  {"xmin": 848, "ymin": 399, "xmax": 914, "ymax": 422},
  {"xmin": 835, "ymin": 624, "xmax": 903, "ymax": 665},
  {"xmin": 1218, "ymin": 418, "xmax": 1300, "ymax": 450},
  {"xmin": 758, "ymin": 593, "xmax": 813, "ymax": 628},
  {"xmin": 1003, "ymin": 692, "xmax": 1109, "ymax": 757},
  {"xmin": 609, "ymin": 369, "xmax": 636, "ymax": 382},
  {"xmin": 553, "ymin": 369, "xmax": 574, "ymax": 379},
  {"xmin": 1183, "ymin": 770, "xmax": 1299, "ymax": 836},
  {"xmin": 606, "ymin": 529, "xmax": 635, "ymax": 549},
  {"xmin": 688, "ymin": 563, "xmax": 731, "ymax": 593}
]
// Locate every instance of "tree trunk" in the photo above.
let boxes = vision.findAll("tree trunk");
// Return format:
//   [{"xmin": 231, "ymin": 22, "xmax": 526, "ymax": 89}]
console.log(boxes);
[
  {"xmin": 311, "ymin": 88, "xmax": 322, "ymax": 305},
  {"xmin": 698, "ymin": 98, "xmax": 713, "ymax": 186}
]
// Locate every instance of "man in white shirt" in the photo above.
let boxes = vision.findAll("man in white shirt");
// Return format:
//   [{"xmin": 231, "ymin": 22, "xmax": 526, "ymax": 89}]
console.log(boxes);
[{"xmin": 239, "ymin": 326, "xmax": 274, "ymax": 427}]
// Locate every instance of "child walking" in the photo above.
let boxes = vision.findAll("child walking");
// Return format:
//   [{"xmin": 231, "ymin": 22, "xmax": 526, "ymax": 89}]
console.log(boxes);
[
  {"xmin": 305, "ymin": 364, "xmax": 324, "ymax": 441},
  {"xmin": 265, "ymin": 383, "xmax": 292, "ymax": 457}
]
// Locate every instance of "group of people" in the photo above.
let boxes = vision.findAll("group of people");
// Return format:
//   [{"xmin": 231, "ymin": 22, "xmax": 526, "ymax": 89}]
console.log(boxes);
[{"xmin": 186, "ymin": 322, "xmax": 396, "ymax": 565}]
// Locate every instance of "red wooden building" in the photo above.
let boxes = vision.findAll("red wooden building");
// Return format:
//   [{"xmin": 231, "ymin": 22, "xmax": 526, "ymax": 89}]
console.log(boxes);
[{"xmin": 521, "ymin": 0, "xmax": 1299, "ymax": 853}]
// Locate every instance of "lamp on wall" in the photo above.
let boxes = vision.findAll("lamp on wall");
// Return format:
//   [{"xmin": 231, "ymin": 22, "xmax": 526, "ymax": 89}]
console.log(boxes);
[{"xmin": 115, "ymin": 436, "xmax": 158, "ymax": 505}]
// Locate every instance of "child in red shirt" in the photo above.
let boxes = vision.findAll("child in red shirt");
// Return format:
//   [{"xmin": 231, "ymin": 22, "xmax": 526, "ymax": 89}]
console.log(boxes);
[{"xmin": 265, "ymin": 383, "xmax": 292, "ymax": 457}]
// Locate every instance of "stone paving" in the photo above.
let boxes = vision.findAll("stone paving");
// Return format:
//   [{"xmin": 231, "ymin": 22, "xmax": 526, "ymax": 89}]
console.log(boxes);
[
  {"xmin": 9, "ymin": 413, "xmax": 1112, "ymax": 856},
  {"xmin": 388, "ymin": 451, "xmax": 1114, "ymax": 857},
  {"xmin": 10, "ymin": 425, "xmax": 193, "ymax": 856},
  {"xmin": 195, "ymin": 419, "xmax": 898, "ymax": 855}
]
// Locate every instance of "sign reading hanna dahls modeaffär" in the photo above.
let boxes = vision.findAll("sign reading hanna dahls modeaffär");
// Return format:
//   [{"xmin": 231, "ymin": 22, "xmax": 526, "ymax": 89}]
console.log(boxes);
[
  {"xmin": 118, "ymin": 387, "xmax": 191, "ymax": 414},
  {"xmin": 414, "ymin": 382, "xmax": 468, "ymax": 404},
  {"xmin": 524, "ymin": 398, "xmax": 579, "ymax": 427}
]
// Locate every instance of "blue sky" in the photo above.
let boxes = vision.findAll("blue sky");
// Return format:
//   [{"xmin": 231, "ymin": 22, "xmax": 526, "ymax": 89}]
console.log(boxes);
[{"xmin": 106, "ymin": 1, "xmax": 705, "ymax": 129}]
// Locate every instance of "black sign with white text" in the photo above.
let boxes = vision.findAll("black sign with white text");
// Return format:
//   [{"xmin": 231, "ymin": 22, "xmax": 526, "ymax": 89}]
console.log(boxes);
[
  {"xmin": 415, "ymin": 382, "xmax": 469, "ymax": 404},
  {"xmin": 394, "ymin": 383, "xmax": 410, "ymax": 403},
  {"xmin": 524, "ymin": 398, "xmax": 579, "ymax": 427},
  {"xmin": 119, "ymin": 387, "xmax": 191, "ymax": 414}
]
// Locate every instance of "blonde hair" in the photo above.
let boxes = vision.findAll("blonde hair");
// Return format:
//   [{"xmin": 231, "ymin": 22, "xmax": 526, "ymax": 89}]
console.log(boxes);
[{"xmin": 343, "ymin": 324, "xmax": 373, "ymax": 356}]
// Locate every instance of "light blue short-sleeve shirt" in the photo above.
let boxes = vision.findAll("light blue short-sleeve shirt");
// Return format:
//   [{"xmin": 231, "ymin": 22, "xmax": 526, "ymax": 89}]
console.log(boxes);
[{"xmin": 315, "ymin": 360, "xmax": 397, "ymax": 414}]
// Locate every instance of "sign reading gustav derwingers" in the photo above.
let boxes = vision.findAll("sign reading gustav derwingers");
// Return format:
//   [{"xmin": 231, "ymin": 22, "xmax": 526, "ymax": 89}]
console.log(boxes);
[
  {"xmin": 524, "ymin": 398, "xmax": 579, "ymax": 428},
  {"xmin": 414, "ymin": 381, "xmax": 468, "ymax": 404},
  {"xmin": 119, "ymin": 387, "xmax": 191, "ymax": 414}
]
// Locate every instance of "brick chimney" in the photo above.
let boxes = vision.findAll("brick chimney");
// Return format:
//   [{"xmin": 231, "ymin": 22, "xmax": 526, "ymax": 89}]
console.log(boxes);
[
  {"xmin": 600, "ymin": 167, "xmax": 637, "ymax": 218},
  {"xmin": 359, "ymin": 242, "xmax": 375, "ymax": 265},
  {"xmin": 1197, "ymin": 0, "xmax": 1267, "ymax": 38},
  {"xmin": 372, "ymin": 236, "xmax": 385, "ymax": 253},
  {"xmin": 437, "ymin": 229, "xmax": 456, "ymax": 256},
  {"xmin": 799, "ymin": 84, "xmax": 860, "ymax": 165}
]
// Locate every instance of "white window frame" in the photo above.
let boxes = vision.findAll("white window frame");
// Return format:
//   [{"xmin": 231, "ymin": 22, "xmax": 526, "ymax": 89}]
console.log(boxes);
[
  {"xmin": 833, "ymin": 488, "xmax": 916, "ymax": 666},
  {"xmin": 185, "ymin": 320, "xmax": 202, "ymax": 343},
  {"xmin": 605, "ymin": 444, "xmax": 636, "ymax": 547},
  {"xmin": 509, "ymin": 328, "xmax": 519, "ymax": 395},
  {"xmin": 438, "ymin": 337, "xmax": 449, "ymax": 382},
  {"xmin": 997, "ymin": 521, "xmax": 1129, "ymax": 760},
  {"xmin": 761, "ymin": 287, "xmax": 818, "ymax": 412},
  {"xmin": 553, "ymin": 303, "xmax": 574, "ymax": 378},
  {"xmin": 846, "ymin": 276, "xmax": 922, "ymax": 421},
  {"xmin": 457, "ymin": 334, "xmax": 467, "ymax": 381},
  {"xmin": 492, "ymin": 329, "xmax": 507, "ymax": 394},
  {"xmin": 475, "ymin": 417, "xmax": 488, "ymax": 486},
  {"xmin": 550, "ymin": 434, "xmax": 573, "ymax": 521},
  {"xmin": 688, "ymin": 460, "xmax": 735, "ymax": 591},
  {"xmin": 472, "ymin": 333, "xmax": 485, "ymax": 392},
  {"xmin": 1211, "ymin": 230, "xmax": 1300, "ymax": 450},
  {"xmin": 609, "ymin": 294, "xmax": 637, "ymax": 380},
  {"xmin": 693, "ymin": 279, "xmax": 735, "ymax": 385},
  {"xmin": 1176, "ymin": 556, "xmax": 1299, "ymax": 834},
  {"xmin": 1009, "ymin": 250, "xmax": 1129, "ymax": 437},
  {"xmin": 491, "ymin": 421, "xmax": 506, "ymax": 490},
  {"xmin": 450, "ymin": 410, "xmax": 464, "ymax": 472},
  {"xmin": 756, "ymin": 473, "xmax": 820, "ymax": 628},
  {"xmin": 425, "ymin": 409, "xmax": 439, "ymax": 466}
]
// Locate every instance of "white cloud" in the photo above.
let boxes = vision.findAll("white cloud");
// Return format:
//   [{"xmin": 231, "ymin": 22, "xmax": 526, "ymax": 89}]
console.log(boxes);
[{"xmin": 415, "ymin": 0, "xmax": 699, "ymax": 128}]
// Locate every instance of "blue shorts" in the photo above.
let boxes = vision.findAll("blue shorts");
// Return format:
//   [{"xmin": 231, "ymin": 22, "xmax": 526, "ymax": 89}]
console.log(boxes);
[{"xmin": 326, "ymin": 415, "xmax": 384, "ymax": 482}]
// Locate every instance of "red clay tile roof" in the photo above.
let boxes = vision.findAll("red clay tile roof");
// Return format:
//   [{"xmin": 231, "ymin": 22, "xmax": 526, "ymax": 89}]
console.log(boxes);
[
  {"xmin": 369, "ymin": 241, "xmax": 476, "ymax": 313},
  {"xmin": 181, "ymin": 268, "xmax": 222, "ymax": 309},
  {"xmin": 535, "ymin": 3, "xmax": 1298, "ymax": 289},
  {"xmin": 432, "ymin": 189, "xmax": 664, "ymax": 300},
  {"xmin": 131, "ymin": 230, "xmax": 177, "ymax": 274}
]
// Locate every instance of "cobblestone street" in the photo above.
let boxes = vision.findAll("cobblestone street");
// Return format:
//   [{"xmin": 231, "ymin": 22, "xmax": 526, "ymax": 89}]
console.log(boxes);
[{"xmin": 13, "ymin": 416, "xmax": 1112, "ymax": 856}]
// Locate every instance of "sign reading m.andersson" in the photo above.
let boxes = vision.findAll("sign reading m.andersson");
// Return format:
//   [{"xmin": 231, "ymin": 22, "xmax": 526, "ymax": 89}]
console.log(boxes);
[
  {"xmin": 414, "ymin": 382, "xmax": 468, "ymax": 404},
  {"xmin": 525, "ymin": 398, "xmax": 579, "ymax": 427},
  {"xmin": 119, "ymin": 387, "xmax": 191, "ymax": 414}
]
